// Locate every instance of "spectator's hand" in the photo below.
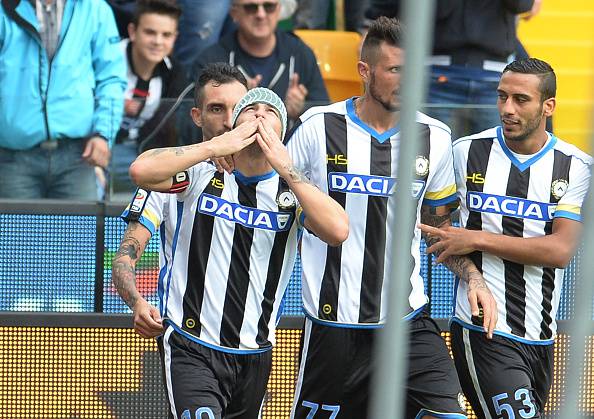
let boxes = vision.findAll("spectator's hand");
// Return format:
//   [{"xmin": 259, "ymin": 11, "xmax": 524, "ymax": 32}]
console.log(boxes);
[
  {"xmin": 132, "ymin": 298, "xmax": 163, "ymax": 338},
  {"xmin": 82, "ymin": 136, "xmax": 111, "ymax": 168},
  {"xmin": 124, "ymin": 99, "xmax": 143, "ymax": 116},
  {"xmin": 522, "ymin": 0, "xmax": 542, "ymax": 20},
  {"xmin": 246, "ymin": 74, "xmax": 263, "ymax": 89},
  {"xmin": 285, "ymin": 73, "xmax": 308, "ymax": 120}
]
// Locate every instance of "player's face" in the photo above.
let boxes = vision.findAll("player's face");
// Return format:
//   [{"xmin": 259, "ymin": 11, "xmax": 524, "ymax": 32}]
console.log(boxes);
[
  {"xmin": 236, "ymin": 102, "xmax": 283, "ymax": 138},
  {"xmin": 230, "ymin": 0, "xmax": 280, "ymax": 42},
  {"xmin": 192, "ymin": 81, "xmax": 248, "ymax": 140},
  {"xmin": 497, "ymin": 71, "xmax": 554, "ymax": 142},
  {"xmin": 128, "ymin": 13, "xmax": 178, "ymax": 65},
  {"xmin": 366, "ymin": 43, "xmax": 403, "ymax": 112}
]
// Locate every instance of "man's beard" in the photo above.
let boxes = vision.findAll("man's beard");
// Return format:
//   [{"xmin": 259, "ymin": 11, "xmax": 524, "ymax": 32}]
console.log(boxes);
[
  {"xmin": 369, "ymin": 73, "xmax": 399, "ymax": 112},
  {"xmin": 504, "ymin": 111, "xmax": 543, "ymax": 143}
]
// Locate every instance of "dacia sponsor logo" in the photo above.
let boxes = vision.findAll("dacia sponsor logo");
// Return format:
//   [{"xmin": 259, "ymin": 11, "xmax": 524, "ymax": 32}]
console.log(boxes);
[
  {"xmin": 467, "ymin": 192, "xmax": 556, "ymax": 221},
  {"xmin": 328, "ymin": 172, "xmax": 425, "ymax": 198},
  {"xmin": 198, "ymin": 194, "xmax": 293, "ymax": 231}
]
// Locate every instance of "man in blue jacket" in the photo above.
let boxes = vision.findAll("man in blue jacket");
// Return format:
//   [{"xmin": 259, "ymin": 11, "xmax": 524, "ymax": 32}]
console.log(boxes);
[
  {"xmin": 192, "ymin": 0, "xmax": 329, "ymax": 121},
  {"xmin": 0, "ymin": 0, "xmax": 127, "ymax": 200}
]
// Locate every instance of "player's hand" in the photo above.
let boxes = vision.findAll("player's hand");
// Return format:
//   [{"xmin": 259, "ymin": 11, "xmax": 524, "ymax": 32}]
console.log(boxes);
[
  {"xmin": 211, "ymin": 155, "xmax": 235, "ymax": 174},
  {"xmin": 418, "ymin": 223, "xmax": 478, "ymax": 264},
  {"xmin": 208, "ymin": 119, "xmax": 259, "ymax": 158},
  {"xmin": 132, "ymin": 298, "xmax": 163, "ymax": 338},
  {"xmin": 285, "ymin": 73, "xmax": 308, "ymax": 119},
  {"xmin": 246, "ymin": 74, "xmax": 263, "ymax": 89},
  {"xmin": 255, "ymin": 118, "xmax": 292, "ymax": 176},
  {"xmin": 82, "ymin": 136, "xmax": 111, "ymax": 168},
  {"xmin": 467, "ymin": 275, "xmax": 498, "ymax": 339}
]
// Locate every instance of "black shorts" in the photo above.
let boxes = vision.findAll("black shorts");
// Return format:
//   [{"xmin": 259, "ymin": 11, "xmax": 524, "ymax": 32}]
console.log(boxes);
[
  {"xmin": 291, "ymin": 314, "xmax": 466, "ymax": 419},
  {"xmin": 451, "ymin": 322, "xmax": 554, "ymax": 419},
  {"xmin": 158, "ymin": 327, "xmax": 272, "ymax": 419}
]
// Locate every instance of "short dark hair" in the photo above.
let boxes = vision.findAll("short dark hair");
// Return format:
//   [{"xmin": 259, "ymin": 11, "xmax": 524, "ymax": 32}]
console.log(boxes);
[
  {"xmin": 361, "ymin": 16, "xmax": 403, "ymax": 64},
  {"xmin": 503, "ymin": 58, "xmax": 556, "ymax": 101},
  {"xmin": 132, "ymin": 0, "xmax": 182, "ymax": 25},
  {"xmin": 194, "ymin": 63, "xmax": 249, "ymax": 107}
]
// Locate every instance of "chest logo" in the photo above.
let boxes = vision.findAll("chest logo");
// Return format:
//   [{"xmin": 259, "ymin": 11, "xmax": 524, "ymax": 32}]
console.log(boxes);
[
  {"xmin": 551, "ymin": 179, "xmax": 569, "ymax": 200},
  {"xmin": 415, "ymin": 156, "xmax": 429, "ymax": 177},
  {"xmin": 277, "ymin": 190, "xmax": 297, "ymax": 210}
]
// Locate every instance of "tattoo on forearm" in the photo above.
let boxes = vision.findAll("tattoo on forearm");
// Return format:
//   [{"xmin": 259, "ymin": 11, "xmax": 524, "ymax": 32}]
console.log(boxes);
[
  {"xmin": 112, "ymin": 226, "xmax": 144, "ymax": 309},
  {"xmin": 285, "ymin": 164, "xmax": 312, "ymax": 185},
  {"xmin": 420, "ymin": 206, "xmax": 450, "ymax": 229},
  {"xmin": 149, "ymin": 145, "xmax": 194, "ymax": 157}
]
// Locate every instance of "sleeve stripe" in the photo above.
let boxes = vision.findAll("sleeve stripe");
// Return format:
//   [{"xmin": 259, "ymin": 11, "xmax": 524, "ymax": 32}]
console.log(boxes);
[
  {"xmin": 554, "ymin": 211, "xmax": 582, "ymax": 222},
  {"xmin": 424, "ymin": 184, "xmax": 457, "ymax": 201},
  {"xmin": 555, "ymin": 204, "xmax": 581, "ymax": 215},
  {"xmin": 423, "ymin": 193, "xmax": 458, "ymax": 207}
]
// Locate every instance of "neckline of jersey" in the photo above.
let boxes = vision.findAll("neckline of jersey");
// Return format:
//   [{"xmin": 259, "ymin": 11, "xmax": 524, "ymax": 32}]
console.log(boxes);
[
  {"xmin": 496, "ymin": 126, "xmax": 557, "ymax": 172},
  {"xmin": 346, "ymin": 97, "xmax": 399, "ymax": 143},
  {"xmin": 232, "ymin": 169, "xmax": 277, "ymax": 184}
]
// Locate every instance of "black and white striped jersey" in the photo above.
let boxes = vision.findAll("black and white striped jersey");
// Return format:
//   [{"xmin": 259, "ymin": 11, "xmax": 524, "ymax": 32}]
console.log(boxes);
[
  {"xmin": 121, "ymin": 163, "xmax": 300, "ymax": 353},
  {"xmin": 452, "ymin": 127, "xmax": 592, "ymax": 343},
  {"xmin": 285, "ymin": 98, "xmax": 457, "ymax": 327}
]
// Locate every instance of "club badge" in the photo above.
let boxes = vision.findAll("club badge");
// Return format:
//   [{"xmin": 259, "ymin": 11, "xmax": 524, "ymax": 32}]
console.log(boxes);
[
  {"xmin": 277, "ymin": 190, "xmax": 297, "ymax": 210},
  {"xmin": 551, "ymin": 179, "xmax": 569, "ymax": 199},
  {"xmin": 415, "ymin": 155, "xmax": 429, "ymax": 177}
]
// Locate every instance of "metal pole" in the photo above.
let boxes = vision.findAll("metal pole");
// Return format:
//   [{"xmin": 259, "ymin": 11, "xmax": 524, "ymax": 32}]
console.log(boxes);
[
  {"xmin": 369, "ymin": 1, "xmax": 436, "ymax": 417},
  {"xmin": 559, "ymin": 115, "xmax": 594, "ymax": 417}
]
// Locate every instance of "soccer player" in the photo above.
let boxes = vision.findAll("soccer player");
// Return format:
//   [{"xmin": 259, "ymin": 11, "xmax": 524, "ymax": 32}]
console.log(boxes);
[
  {"xmin": 116, "ymin": 86, "xmax": 348, "ymax": 419},
  {"xmin": 420, "ymin": 58, "xmax": 592, "ymax": 418},
  {"xmin": 112, "ymin": 62, "xmax": 249, "ymax": 337},
  {"xmin": 285, "ymin": 17, "xmax": 495, "ymax": 419}
]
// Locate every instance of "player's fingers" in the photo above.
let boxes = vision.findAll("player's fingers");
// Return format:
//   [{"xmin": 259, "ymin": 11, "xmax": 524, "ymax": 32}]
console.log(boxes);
[
  {"xmin": 434, "ymin": 249, "xmax": 450, "ymax": 264},
  {"xmin": 425, "ymin": 241, "xmax": 443, "ymax": 255},
  {"xmin": 290, "ymin": 73, "xmax": 299, "ymax": 88},
  {"xmin": 298, "ymin": 84, "xmax": 308, "ymax": 97},
  {"xmin": 222, "ymin": 156, "xmax": 235, "ymax": 174},
  {"xmin": 468, "ymin": 292, "xmax": 479, "ymax": 317},
  {"xmin": 417, "ymin": 223, "xmax": 443, "ymax": 236}
]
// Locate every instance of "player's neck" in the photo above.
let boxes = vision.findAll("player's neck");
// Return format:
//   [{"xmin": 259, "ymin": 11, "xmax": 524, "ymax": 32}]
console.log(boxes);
[
  {"xmin": 504, "ymin": 127, "xmax": 549, "ymax": 155},
  {"xmin": 355, "ymin": 96, "xmax": 400, "ymax": 133},
  {"xmin": 234, "ymin": 145, "xmax": 274, "ymax": 177}
]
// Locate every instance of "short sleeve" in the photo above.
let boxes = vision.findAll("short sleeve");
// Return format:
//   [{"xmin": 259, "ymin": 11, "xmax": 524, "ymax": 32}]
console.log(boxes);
[
  {"xmin": 285, "ymin": 114, "xmax": 326, "ymax": 189},
  {"xmin": 121, "ymin": 189, "xmax": 166, "ymax": 236},
  {"xmin": 554, "ymin": 157, "xmax": 592, "ymax": 222},
  {"xmin": 423, "ymin": 127, "xmax": 457, "ymax": 207}
]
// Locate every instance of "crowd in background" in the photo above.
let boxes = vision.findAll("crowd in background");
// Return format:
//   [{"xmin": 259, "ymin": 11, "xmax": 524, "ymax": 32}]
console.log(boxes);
[{"xmin": 0, "ymin": 0, "xmax": 542, "ymax": 201}]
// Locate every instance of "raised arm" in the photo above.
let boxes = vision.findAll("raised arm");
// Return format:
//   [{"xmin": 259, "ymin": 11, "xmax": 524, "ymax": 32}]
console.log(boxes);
[
  {"xmin": 421, "ymin": 204, "xmax": 498, "ymax": 338},
  {"xmin": 129, "ymin": 119, "xmax": 259, "ymax": 191},
  {"xmin": 112, "ymin": 222, "xmax": 163, "ymax": 338},
  {"xmin": 256, "ymin": 120, "xmax": 349, "ymax": 246}
]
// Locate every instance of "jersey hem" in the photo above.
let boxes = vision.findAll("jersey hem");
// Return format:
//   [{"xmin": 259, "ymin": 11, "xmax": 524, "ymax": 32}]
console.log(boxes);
[
  {"xmin": 554, "ymin": 210, "xmax": 581, "ymax": 222},
  {"xmin": 302, "ymin": 305, "xmax": 425, "ymax": 328},
  {"xmin": 423, "ymin": 193, "xmax": 458, "ymax": 207},
  {"xmin": 415, "ymin": 409, "xmax": 466, "ymax": 419},
  {"xmin": 164, "ymin": 319, "xmax": 273, "ymax": 354},
  {"xmin": 121, "ymin": 210, "xmax": 157, "ymax": 236},
  {"xmin": 450, "ymin": 317, "xmax": 555, "ymax": 346}
]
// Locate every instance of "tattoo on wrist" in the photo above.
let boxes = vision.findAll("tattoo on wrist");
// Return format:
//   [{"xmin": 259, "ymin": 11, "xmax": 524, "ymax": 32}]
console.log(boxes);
[{"xmin": 285, "ymin": 164, "xmax": 311, "ymax": 185}]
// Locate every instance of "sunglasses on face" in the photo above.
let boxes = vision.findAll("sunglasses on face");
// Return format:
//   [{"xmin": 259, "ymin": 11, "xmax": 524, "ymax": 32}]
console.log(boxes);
[{"xmin": 239, "ymin": 2, "xmax": 278, "ymax": 14}]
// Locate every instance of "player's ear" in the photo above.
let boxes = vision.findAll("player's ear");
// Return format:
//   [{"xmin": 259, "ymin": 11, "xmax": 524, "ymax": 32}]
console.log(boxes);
[
  {"xmin": 542, "ymin": 97, "xmax": 555, "ymax": 117},
  {"xmin": 191, "ymin": 107, "xmax": 203, "ymax": 127},
  {"xmin": 357, "ymin": 61, "xmax": 370, "ymax": 84}
]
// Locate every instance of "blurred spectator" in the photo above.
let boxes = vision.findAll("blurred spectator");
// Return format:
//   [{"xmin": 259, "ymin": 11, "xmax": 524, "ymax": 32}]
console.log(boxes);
[
  {"xmin": 192, "ymin": 0, "xmax": 329, "ymax": 121},
  {"xmin": 293, "ymin": 0, "xmax": 368, "ymax": 33},
  {"xmin": 173, "ymin": 0, "xmax": 232, "ymax": 74},
  {"xmin": 365, "ymin": 0, "xmax": 536, "ymax": 138},
  {"xmin": 0, "ymin": 0, "xmax": 126, "ymax": 200},
  {"xmin": 111, "ymin": 0, "xmax": 188, "ymax": 194}
]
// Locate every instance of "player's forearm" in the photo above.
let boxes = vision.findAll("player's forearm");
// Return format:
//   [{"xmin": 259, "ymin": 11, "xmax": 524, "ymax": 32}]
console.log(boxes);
[
  {"xmin": 284, "ymin": 166, "xmax": 348, "ymax": 246},
  {"xmin": 129, "ymin": 143, "xmax": 214, "ymax": 190},
  {"xmin": 112, "ymin": 257, "xmax": 142, "ymax": 310},
  {"xmin": 474, "ymin": 230, "xmax": 574, "ymax": 268}
]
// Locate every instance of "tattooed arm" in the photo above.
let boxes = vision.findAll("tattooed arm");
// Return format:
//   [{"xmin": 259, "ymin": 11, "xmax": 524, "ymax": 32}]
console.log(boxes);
[
  {"xmin": 112, "ymin": 222, "xmax": 163, "ymax": 338},
  {"xmin": 420, "ymin": 204, "xmax": 498, "ymax": 338},
  {"xmin": 129, "ymin": 119, "xmax": 260, "ymax": 191}
]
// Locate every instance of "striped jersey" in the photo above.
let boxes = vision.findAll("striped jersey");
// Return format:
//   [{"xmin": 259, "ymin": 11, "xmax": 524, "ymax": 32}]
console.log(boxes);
[
  {"xmin": 122, "ymin": 163, "xmax": 300, "ymax": 353},
  {"xmin": 285, "ymin": 98, "xmax": 457, "ymax": 327},
  {"xmin": 452, "ymin": 127, "xmax": 592, "ymax": 343}
]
